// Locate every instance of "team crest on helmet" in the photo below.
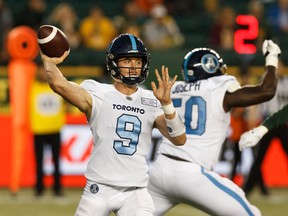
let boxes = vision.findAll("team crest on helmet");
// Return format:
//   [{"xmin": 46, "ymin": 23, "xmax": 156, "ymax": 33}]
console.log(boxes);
[
  {"xmin": 201, "ymin": 54, "xmax": 220, "ymax": 74},
  {"xmin": 90, "ymin": 183, "xmax": 99, "ymax": 194}
]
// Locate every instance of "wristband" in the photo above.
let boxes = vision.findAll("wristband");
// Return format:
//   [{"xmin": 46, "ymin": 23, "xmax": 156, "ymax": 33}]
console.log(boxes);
[
  {"xmin": 162, "ymin": 102, "xmax": 175, "ymax": 115},
  {"xmin": 265, "ymin": 55, "xmax": 278, "ymax": 68},
  {"xmin": 165, "ymin": 113, "xmax": 186, "ymax": 137}
]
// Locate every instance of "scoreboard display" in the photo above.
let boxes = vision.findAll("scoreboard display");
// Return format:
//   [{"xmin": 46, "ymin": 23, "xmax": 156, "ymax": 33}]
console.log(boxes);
[{"xmin": 234, "ymin": 15, "xmax": 259, "ymax": 54}]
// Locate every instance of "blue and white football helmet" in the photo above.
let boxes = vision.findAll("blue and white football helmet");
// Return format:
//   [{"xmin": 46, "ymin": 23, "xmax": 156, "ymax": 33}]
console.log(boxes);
[
  {"xmin": 181, "ymin": 48, "xmax": 227, "ymax": 82},
  {"xmin": 106, "ymin": 33, "xmax": 150, "ymax": 86}
]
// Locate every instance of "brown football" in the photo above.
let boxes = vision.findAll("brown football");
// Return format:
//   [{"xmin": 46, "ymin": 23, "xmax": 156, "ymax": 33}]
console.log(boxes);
[{"xmin": 37, "ymin": 25, "xmax": 70, "ymax": 58}]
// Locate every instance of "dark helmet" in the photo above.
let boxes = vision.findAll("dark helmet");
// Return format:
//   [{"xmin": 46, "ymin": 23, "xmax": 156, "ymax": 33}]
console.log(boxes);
[
  {"xmin": 181, "ymin": 48, "xmax": 227, "ymax": 82},
  {"xmin": 106, "ymin": 33, "xmax": 150, "ymax": 86}
]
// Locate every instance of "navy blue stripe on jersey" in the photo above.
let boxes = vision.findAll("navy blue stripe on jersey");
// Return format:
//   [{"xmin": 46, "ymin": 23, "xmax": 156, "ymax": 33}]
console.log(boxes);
[
  {"xmin": 128, "ymin": 34, "xmax": 137, "ymax": 50},
  {"xmin": 201, "ymin": 167, "xmax": 254, "ymax": 216}
]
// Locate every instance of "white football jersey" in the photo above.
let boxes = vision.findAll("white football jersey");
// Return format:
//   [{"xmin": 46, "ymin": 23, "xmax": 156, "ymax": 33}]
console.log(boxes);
[
  {"xmin": 158, "ymin": 75, "xmax": 240, "ymax": 170},
  {"xmin": 80, "ymin": 80, "xmax": 162, "ymax": 187}
]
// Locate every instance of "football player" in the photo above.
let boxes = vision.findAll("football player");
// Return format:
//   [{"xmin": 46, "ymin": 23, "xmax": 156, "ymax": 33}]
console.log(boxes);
[
  {"xmin": 239, "ymin": 103, "xmax": 288, "ymax": 150},
  {"xmin": 148, "ymin": 40, "xmax": 280, "ymax": 216},
  {"xmin": 40, "ymin": 33, "xmax": 186, "ymax": 216}
]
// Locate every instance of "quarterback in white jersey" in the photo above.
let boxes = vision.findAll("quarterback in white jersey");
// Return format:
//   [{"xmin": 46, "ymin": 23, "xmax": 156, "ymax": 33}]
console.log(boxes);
[
  {"xmin": 148, "ymin": 40, "xmax": 281, "ymax": 216},
  {"xmin": 40, "ymin": 33, "xmax": 186, "ymax": 216},
  {"xmin": 81, "ymin": 80, "xmax": 165, "ymax": 187}
]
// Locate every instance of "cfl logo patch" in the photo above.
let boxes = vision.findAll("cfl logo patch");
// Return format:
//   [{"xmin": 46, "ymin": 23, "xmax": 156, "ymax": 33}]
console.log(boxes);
[{"xmin": 90, "ymin": 184, "xmax": 99, "ymax": 194}]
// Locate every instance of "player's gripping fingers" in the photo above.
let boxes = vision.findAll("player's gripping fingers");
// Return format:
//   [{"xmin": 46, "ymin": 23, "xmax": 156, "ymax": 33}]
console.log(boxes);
[
  {"xmin": 58, "ymin": 51, "xmax": 69, "ymax": 62},
  {"xmin": 52, "ymin": 51, "xmax": 69, "ymax": 64},
  {"xmin": 41, "ymin": 50, "xmax": 69, "ymax": 65},
  {"xmin": 40, "ymin": 51, "xmax": 49, "ymax": 62}
]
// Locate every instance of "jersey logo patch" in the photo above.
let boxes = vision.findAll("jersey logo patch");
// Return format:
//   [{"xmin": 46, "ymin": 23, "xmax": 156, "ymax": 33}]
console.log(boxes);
[
  {"xmin": 141, "ymin": 97, "xmax": 157, "ymax": 107},
  {"xmin": 90, "ymin": 184, "xmax": 99, "ymax": 194}
]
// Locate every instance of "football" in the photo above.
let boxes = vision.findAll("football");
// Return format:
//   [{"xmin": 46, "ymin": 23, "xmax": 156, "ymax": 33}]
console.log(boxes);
[{"xmin": 37, "ymin": 25, "xmax": 70, "ymax": 58}]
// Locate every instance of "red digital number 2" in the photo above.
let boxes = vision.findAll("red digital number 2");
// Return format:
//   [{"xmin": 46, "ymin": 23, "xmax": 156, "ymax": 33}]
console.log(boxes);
[{"xmin": 234, "ymin": 15, "xmax": 259, "ymax": 54}]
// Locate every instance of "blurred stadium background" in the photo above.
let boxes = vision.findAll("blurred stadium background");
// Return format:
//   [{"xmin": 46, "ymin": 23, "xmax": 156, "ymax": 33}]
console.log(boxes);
[{"xmin": 0, "ymin": 0, "xmax": 288, "ymax": 215}]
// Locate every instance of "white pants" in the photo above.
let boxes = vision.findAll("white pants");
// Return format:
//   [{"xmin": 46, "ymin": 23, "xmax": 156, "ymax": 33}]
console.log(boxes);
[
  {"xmin": 75, "ymin": 180, "xmax": 155, "ymax": 216},
  {"xmin": 148, "ymin": 154, "xmax": 261, "ymax": 216}
]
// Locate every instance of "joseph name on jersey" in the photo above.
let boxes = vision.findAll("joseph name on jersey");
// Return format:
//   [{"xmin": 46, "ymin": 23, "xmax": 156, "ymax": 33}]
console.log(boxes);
[
  {"xmin": 158, "ymin": 75, "xmax": 240, "ymax": 171},
  {"xmin": 172, "ymin": 82, "xmax": 201, "ymax": 93},
  {"xmin": 80, "ymin": 80, "xmax": 162, "ymax": 187}
]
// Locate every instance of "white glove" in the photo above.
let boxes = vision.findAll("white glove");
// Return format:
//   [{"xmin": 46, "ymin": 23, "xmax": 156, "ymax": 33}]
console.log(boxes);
[
  {"xmin": 262, "ymin": 40, "xmax": 281, "ymax": 68},
  {"xmin": 239, "ymin": 125, "xmax": 268, "ymax": 151}
]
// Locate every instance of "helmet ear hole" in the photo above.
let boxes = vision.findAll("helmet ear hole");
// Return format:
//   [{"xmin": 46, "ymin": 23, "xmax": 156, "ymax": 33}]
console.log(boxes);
[{"xmin": 187, "ymin": 69, "xmax": 194, "ymax": 76}]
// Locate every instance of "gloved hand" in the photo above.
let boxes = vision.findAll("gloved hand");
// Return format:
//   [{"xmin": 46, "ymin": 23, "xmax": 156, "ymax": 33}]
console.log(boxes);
[
  {"xmin": 262, "ymin": 40, "xmax": 281, "ymax": 68},
  {"xmin": 239, "ymin": 125, "xmax": 268, "ymax": 151}
]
